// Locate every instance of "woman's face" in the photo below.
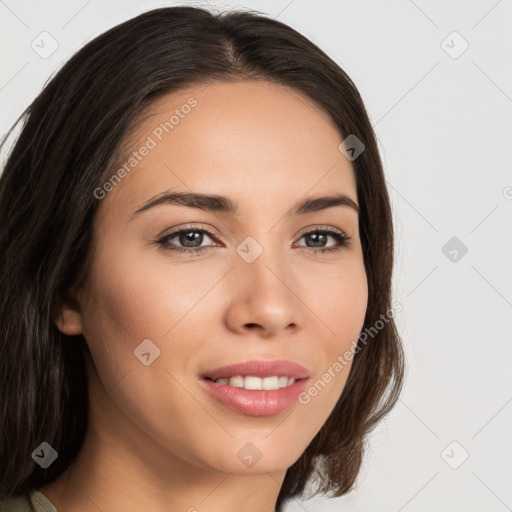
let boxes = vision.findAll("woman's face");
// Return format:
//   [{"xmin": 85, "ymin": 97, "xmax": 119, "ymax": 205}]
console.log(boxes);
[{"xmin": 64, "ymin": 80, "xmax": 368, "ymax": 476}]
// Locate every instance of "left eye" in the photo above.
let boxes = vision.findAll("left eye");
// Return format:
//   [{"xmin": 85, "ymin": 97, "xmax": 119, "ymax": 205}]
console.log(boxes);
[
  {"xmin": 295, "ymin": 230, "xmax": 349, "ymax": 252},
  {"xmin": 157, "ymin": 226, "xmax": 351, "ymax": 255}
]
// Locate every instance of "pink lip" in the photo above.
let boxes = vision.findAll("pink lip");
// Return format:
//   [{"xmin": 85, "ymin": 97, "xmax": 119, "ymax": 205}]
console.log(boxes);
[
  {"xmin": 198, "ymin": 376, "xmax": 310, "ymax": 417},
  {"xmin": 200, "ymin": 359, "xmax": 310, "ymax": 380}
]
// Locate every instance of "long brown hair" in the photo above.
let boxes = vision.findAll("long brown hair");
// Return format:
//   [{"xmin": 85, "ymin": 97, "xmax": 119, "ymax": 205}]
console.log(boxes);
[{"xmin": 0, "ymin": 6, "xmax": 405, "ymax": 510}]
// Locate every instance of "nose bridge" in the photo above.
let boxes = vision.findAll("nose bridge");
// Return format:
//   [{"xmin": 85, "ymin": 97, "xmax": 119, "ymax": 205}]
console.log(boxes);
[
  {"xmin": 229, "ymin": 232, "xmax": 300, "ymax": 325},
  {"xmin": 222, "ymin": 228, "xmax": 298, "ymax": 336},
  {"xmin": 235, "ymin": 230, "xmax": 289, "ymax": 289}
]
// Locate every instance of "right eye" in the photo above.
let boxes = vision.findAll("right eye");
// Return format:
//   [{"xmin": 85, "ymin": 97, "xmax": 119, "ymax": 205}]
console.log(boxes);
[{"xmin": 157, "ymin": 226, "xmax": 220, "ymax": 254}]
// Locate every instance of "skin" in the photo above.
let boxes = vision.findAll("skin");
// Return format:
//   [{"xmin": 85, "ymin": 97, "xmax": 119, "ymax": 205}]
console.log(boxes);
[{"xmin": 39, "ymin": 80, "xmax": 368, "ymax": 512}]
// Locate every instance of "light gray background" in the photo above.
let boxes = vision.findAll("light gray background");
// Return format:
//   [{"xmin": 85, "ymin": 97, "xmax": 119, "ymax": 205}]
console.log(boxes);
[{"xmin": 1, "ymin": 1, "xmax": 511, "ymax": 510}]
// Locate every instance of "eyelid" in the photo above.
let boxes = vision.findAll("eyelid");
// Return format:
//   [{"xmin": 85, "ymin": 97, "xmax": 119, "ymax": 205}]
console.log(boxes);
[
  {"xmin": 299, "ymin": 224, "xmax": 348, "ymax": 237},
  {"xmin": 159, "ymin": 223, "xmax": 219, "ymax": 240}
]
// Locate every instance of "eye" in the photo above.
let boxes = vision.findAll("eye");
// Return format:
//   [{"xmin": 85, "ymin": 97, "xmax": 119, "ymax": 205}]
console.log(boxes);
[
  {"xmin": 294, "ymin": 226, "xmax": 351, "ymax": 255},
  {"xmin": 156, "ymin": 225, "xmax": 351, "ymax": 256},
  {"xmin": 157, "ymin": 225, "xmax": 219, "ymax": 255}
]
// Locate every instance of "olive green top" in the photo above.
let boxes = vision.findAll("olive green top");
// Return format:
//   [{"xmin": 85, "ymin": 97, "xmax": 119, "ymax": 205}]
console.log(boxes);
[{"xmin": 0, "ymin": 490, "xmax": 58, "ymax": 511}]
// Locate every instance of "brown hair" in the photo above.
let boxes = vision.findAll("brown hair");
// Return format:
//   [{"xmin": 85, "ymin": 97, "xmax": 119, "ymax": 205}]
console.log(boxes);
[{"xmin": 0, "ymin": 6, "xmax": 405, "ymax": 510}]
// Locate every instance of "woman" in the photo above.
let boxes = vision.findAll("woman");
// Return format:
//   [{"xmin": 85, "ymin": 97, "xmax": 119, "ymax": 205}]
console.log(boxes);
[{"xmin": 0, "ymin": 6, "xmax": 405, "ymax": 511}]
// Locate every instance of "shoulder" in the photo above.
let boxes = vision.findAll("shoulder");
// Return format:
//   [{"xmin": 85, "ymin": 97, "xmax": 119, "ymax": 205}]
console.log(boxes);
[
  {"xmin": 0, "ymin": 492, "xmax": 33, "ymax": 512},
  {"xmin": 0, "ymin": 490, "xmax": 58, "ymax": 512}
]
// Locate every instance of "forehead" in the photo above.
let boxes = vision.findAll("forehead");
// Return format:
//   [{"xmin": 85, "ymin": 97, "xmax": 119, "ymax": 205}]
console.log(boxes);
[{"xmin": 102, "ymin": 80, "xmax": 357, "ymax": 216}]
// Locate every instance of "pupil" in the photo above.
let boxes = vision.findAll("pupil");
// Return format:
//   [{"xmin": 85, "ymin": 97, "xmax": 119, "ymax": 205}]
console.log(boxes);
[
  {"xmin": 181, "ymin": 231, "xmax": 201, "ymax": 247},
  {"xmin": 309, "ymin": 233, "xmax": 325, "ymax": 247}
]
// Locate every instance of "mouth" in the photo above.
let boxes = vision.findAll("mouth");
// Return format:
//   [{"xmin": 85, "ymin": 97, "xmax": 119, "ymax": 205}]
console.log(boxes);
[{"xmin": 198, "ymin": 359, "xmax": 310, "ymax": 417}]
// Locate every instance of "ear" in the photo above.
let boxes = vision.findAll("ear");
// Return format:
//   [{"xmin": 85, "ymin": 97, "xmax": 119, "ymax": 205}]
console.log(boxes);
[{"xmin": 54, "ymin": 288, "xmax": 84, "ymax": 336}]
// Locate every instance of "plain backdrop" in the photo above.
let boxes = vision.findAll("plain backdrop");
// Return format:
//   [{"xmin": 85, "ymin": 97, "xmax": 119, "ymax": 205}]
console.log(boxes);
[{"xmin": 1, "ymin": 1, "xmax": 511, "ymax": 511}]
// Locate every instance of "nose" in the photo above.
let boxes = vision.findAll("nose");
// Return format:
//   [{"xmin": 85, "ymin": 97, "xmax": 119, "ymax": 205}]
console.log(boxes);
[{"xmin": 224, "ymin": 246, "xmax": 300, "ymax": 338}]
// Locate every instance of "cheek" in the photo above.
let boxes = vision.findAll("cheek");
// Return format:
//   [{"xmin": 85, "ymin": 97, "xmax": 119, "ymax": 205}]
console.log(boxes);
[
  {"xmin": 326, "ymin": 276, "xmax": 368, "ymax": 344},
  {"xmin": 311, "ymin": 257, "xmax": 368, "ymax": 345},
  {"xmin": 79, "ymin": 239, "xmax": 225, "ymax": 397},
  {"xmin": 78, "ymin": 246, "xmax": 214, "ymax": 458},
  {"xmin": 79, "ymin": 243, "xmax": 175, "ymax": 387},
  {"xmin": 296, "ymin": 283, "xmax": 365, "ymax": 437},
  {"xmin": 301, "ymin": 260, "xmax": 368, "ymax": 405},
  {"xmin": 84, "ymin": 239, "xmax": 187, "ymax": 336}
]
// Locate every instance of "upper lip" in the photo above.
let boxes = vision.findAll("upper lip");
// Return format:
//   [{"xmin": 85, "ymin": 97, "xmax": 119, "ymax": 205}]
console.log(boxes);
[{"xmin": 200, "ymin": 359, "xmax": 310, "ymax": 380}]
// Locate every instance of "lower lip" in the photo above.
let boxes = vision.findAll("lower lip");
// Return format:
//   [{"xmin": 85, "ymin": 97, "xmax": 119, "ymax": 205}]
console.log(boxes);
[{"xmin": 199, "ymin": 377, "xmax": 309, "ymax": 417}]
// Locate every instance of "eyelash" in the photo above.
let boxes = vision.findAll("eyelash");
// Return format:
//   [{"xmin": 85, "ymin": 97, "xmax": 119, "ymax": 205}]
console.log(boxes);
[{"xmin": 156, "ymin": 225, "xmax": 351, "ymax": 256}]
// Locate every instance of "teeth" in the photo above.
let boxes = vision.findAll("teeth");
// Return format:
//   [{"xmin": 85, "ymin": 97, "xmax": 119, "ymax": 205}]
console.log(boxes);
[
  {"xmin": 213, "ymin": 375, "xmax": 296, "ymax": 390},
  {"xmin": 278, "ymin": 376, "xmax": 288, "ymax": 388},
  {"xmin": 228, "ymin": 375, "xmax": 244, "ymax": 387}
]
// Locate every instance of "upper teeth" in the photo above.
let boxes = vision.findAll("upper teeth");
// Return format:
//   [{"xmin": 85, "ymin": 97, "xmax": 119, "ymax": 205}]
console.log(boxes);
[{"xmin": 213, "ymin": 375, "xmax": 296, "ymax": 390}]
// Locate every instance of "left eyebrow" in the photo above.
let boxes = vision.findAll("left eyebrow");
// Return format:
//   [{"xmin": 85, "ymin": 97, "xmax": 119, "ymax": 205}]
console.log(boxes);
[{"xmin": 130, "ymin": 190, "xmax": 359, "ymax": 220}]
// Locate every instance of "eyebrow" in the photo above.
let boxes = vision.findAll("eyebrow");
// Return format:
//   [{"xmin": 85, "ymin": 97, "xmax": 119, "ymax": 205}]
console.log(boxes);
[{"xmin": 130, "ymin": 190, "xmax": 359, "ymax": 219}]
